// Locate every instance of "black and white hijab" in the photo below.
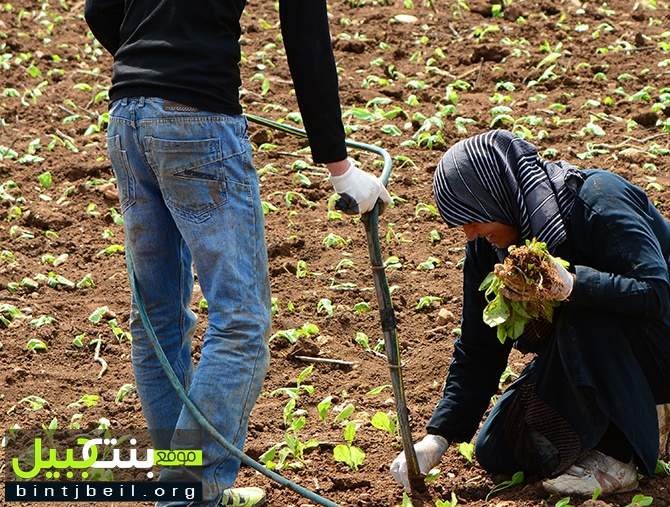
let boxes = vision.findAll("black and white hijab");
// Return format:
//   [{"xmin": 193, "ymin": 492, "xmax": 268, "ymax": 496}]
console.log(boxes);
[{"xmin": 432, "ymin": 129, "xmax": 583, "ymax": 255}]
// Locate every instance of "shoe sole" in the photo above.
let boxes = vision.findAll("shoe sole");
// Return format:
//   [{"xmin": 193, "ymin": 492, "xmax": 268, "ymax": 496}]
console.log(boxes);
[{"xmin": 542, "ymin": 479, "xmax": 639, "ymax": 496}]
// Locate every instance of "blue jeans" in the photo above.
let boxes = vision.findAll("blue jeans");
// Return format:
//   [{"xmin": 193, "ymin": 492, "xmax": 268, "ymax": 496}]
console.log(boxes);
[{"xmin": 107, "ymin": 97, "xmax": 271, "ymax": 505}]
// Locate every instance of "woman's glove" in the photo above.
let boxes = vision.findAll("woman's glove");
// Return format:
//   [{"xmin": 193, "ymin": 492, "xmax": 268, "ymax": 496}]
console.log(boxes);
[
  {"xmin": 389, "ymin": 434, "xmax": 449, "ymax": 490},
  {"xmin": 329, "ymin": 158, "xmax": 392, "ymax": 214},
  {"xmin": 497, "ymin": 256, "xmax": 574, "ymax": 302}
]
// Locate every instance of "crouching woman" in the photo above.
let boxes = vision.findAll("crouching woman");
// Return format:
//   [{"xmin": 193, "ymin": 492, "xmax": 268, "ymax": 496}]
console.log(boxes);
[{"xmin": 391, "ymin": 129, "xmax": 670, "ymax": 496}]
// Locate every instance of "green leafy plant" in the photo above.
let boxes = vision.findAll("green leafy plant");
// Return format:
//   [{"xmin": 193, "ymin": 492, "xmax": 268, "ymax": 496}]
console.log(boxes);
[
  {"xmin": 370, "ymin": 411, "xmax": 397, "ymax": 436},
  {"xmin": 333, "ymin": 421, "xmax": 366, "ymax": 471},
  {"xmin": 485, "ymin": 470, "xmax": 524, "ymax": 500},
  {"xmin": 435, "ymin": 492, "xmax": 458, "ymax": 507},
  {"xmin": 458, "ymin": 442, "xmax": 474, "ymax": 463},
  {"xmin": 479, "ymin": 238, "xmax": 569, "ymax": 344}
]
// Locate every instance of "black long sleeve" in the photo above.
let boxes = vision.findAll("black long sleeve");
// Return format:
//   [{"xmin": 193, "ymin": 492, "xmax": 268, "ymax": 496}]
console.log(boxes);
[
  {"xmin": 83, "ymin": 0, "xmax": 347, "ymax": 164},
  {"xmin": 279, "ymin": 0, "xmax": 347, "ymax": 163},
  {"xmin": 426, "ymin": 239, "xmax": 513, "ymax": 442},
  {"xmin": 84, "ymin": 0, "xmax": 124, "ymax": 56},
  {"xmin": 568, "ymin": 172, "xmax": 670, "ymax": 321}
]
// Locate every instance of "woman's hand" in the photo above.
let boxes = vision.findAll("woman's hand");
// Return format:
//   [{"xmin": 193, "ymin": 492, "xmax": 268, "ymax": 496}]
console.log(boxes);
[{"xmin": 389, "ymin": 434, "xmax": 449, "ymax": 490}]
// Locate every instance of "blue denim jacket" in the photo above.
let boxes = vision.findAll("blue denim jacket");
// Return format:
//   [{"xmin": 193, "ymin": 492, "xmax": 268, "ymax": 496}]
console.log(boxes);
[{"xmin": 428, "ymin": 169, "xmax": 670, "ymax": 475}]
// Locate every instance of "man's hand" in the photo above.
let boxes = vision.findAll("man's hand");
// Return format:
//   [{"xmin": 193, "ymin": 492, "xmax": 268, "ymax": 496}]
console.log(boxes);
[
  {"xmin": 328, "ymin": 158, "xmax": 392, "ymax": 215},
  {"xmin": 497, "ymin": 257, "xmax": 574, "ymax": 301},
  {"xmin": 390, "ymin": 434, "xmax": 449, "ymax": 490}
]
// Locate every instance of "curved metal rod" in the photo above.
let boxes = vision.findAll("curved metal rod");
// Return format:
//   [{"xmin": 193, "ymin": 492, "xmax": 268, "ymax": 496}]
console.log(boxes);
[{"xmin": 246, "ymin": 114, "xmax": 424, "ymax": 492}]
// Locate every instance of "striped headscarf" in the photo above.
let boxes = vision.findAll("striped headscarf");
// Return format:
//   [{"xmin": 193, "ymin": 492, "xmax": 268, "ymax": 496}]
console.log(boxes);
[{"xmin": 432, "ymin": 130, "xmax": 583, "ymax": 251}]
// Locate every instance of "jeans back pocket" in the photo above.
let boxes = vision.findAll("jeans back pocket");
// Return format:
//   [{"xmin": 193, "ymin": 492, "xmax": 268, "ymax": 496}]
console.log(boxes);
[
  {"xmin": 144, "ymin": 136, "xmax": 228, "ymax": 223},
  {"xmin": 107, "ymin": 134, "xmax": 136, "ymax": 213}
]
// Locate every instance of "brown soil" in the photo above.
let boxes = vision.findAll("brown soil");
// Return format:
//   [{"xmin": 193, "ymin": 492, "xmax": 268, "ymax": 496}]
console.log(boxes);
[{"xmin": 1, "ymin": 0, "xmax": 670, "ymax": 506}]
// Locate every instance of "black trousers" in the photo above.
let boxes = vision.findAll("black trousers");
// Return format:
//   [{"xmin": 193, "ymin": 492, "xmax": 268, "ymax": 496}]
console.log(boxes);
[{"xmin": 475, "ymin": 306, "xmax": 670, "ymax": 478}]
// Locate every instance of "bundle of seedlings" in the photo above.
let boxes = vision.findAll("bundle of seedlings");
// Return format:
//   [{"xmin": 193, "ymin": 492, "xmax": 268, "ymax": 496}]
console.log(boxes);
[{"xmin": 479, "ymin": 238, "xmax": 570, "ymax": 344}]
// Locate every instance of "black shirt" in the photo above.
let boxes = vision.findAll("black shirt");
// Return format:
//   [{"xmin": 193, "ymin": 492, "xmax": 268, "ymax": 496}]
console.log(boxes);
[{"xmin": 84, "ymin": 0, "xmax": 347, "ymax": 164}]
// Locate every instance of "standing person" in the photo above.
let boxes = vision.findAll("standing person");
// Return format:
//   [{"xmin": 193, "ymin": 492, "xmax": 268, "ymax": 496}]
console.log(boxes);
[
  {"xmin": 390, "ymin": 130, "xmax": 670, "ymax": 497},
  {"xmin": 84, "ymin": 1, "xmax": 391, "ymax": 506}
]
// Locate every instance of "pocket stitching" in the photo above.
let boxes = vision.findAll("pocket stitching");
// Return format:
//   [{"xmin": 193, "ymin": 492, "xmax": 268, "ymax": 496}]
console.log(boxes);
[{"xmin": 107, "ymin": 135, "xmax": 137, "ymax": 213}]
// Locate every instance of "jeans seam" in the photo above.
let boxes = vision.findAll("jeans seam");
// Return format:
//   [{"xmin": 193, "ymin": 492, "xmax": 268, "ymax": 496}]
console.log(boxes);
[
  {"xmin": 212, "ymin": 338, "xmax": 266, "ymax": 496},
  {"xmin": 173, "ymin": 237, "xmax": 188, "ymax": 384},
  {"xmin": 212, "ymin": 174, "xmax": 266, "ymax": 496}
]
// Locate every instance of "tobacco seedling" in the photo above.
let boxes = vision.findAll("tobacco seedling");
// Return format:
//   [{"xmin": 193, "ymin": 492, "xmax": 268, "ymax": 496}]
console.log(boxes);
[
  {"xmin": 270, "ymin": 365, "xmax": 315, "ymax": 400},
  {"xmin": 333, "ymin": 421, "xmax": 365, "ymax": 471},
  {"xmin": 270, "ymin": 322, "xmax": 319, "ymax": 345},
  {"xmin": 458, "ymin": 442, "xmax": 474, "ymax": 463},
  {"xmin": 485, "ymin": 471, "xmax": 524, "ymax": 500},
  {"xmin": 370, "ymin": 411, "xmax": 397, "ymax": 436},
  {"xmin": 416, "ymin": 295, "xmax": 442, "ymax": 310},
  {"xmin": 316, "ymin": 298, "xmax": 334, "ymax": 317},
  {"xmin": 435, "ymin": 492, "xmax": 458, "ymax": 507},
  {"xmin": 317, "ymin": 396, "xmax": 333, "ymax": 422},
  {"xmin": 479, "ymin": 238, "xmax": 569, "ymax": 343}
]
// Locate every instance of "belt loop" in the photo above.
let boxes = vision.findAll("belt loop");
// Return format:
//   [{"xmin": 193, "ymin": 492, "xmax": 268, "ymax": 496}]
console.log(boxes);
[
  {"xmin": 138, "ymin": 96, "xmax": 145, "ymax": 108},
  {"xmin": 121, "ymin": 97, "xmax": 128, "ymax": 106}
]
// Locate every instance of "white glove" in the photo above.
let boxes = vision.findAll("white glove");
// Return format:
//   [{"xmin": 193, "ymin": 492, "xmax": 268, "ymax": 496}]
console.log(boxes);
[
  {"xmin": 549, "ymin": 258, "xmax": 574, "ymax": 301},
  {"xmin": 390, "ymin": 434, "xmax": 449, "ymax": 491},
  {"xmin": 329, "ymin": 159, "xmax": 392, "ymax": 215}
]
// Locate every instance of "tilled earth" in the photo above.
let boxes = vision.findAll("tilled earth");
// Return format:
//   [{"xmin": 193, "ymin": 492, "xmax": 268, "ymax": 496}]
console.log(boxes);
[{"xmin": 1, "ymin": 0, "xmax": 670, "ymax": 506}]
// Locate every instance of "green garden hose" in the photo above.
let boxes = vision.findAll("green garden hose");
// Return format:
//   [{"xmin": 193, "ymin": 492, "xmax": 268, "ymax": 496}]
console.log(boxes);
[{"xmin": 125, "ymin": 114, "xmax": 424, "ymax": 507}]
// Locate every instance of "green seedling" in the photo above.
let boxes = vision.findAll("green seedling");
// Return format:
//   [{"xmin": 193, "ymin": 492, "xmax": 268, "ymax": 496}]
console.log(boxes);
[
  {"xmin": 485, "ymin": 471, "xmax": 524, "ymax": 500},
  {"xmin": 435, "ymin": 492, "xmax": 458, "ymax": 507},
  {"xmin": 19, "ymin": 395, "xmax": 49, "ymax": 411},
  {"xmin": 26, "ymin": 338, "xmax": 47, "ymax": 352},
  {"xmin": 72, "ymin": 333, "xmax": 86, "ymax": 349},
  {"xmin": 415, "ymin": 202, "xmax": 439, "ymax": 218},
  {"xmin": 334, "ymin": 403, "xmax": 355, "ymax": 424},
  {"xmin": 402, "ymin": 492, "xmax": 413, "ymax": 507},
  {"xmin": 30, "ymin": 315, "xmax": 54, "ymax": 328},
  {"xmin": 480, "ymin": 239, "xmax": 569, "ymax": 344},
  {"xmin": 270, "ymin": 322, "xmax": 319, "ymax": 345},
  {"xmin": 88, "ymin": 306, "xmax": 111, "ymax": 324},
  {"xmin": 458, "ymin": 442, "xmax": 474, "ymax": 463},
  {"xmin": 34, "ymin": 272, "xmax": 75, "ymax": 289},
  {"xmin": 370, "ymin": 411, "xmax": 397, "ymax": 436},
  {"xmin": 322, "ymin": 233, "xmax": 349, "ymax": 249},
  {"xmin": 416, "ymin": 295, "xmax": 442, "ymax": 310},
  {"xmin": 317, "ymin": 298, "xmax": 334, "ymax": 317},
  {"xmin": 270, "ymin": 365, "xmax": 315, "ymax": 399},
  {"xmin": 656, "ymin": 459, "xmax": 670, "ymax": 475},
  {"xmin": 115, "ymin": 384, "xmax": 135, "ymax": 403},
  {"xmin": 367, "ymin": 384, "xmax": 391, "ymax": 396},
  {"xmin": 68, "ymin": 394, "xmax": 100, "ymax": 409},
  {"xmin": 417, "ymin": 256, "xmax": 441, "ymax": 270},
  {"xmin": 260, "ymin": 397, "xmax": 319, "ymax": 471},
  {"xmin": 384, "ymin": 256, "xmax": 402, "ymax": 269},
  {"xmin": 333, "ymin": 421, "xmax": 365, "ymax": 471},
  {"xmin": 627, "ymin": 495, "xmax": 653, "ymax": 507},
  {"xmin": 0, "ymin": 303, "xmax": 24, "ymax": 327},
  {"xmin": 353, "ymin": 301, "xmax": 371, "ymax": 314},
  {"xmin": 317, "ymin": 396, "xmax": 333, "ymax": 422},
  {"xmin": 555, "ymin": 498, "xmax": 572, "ymax": 507}
]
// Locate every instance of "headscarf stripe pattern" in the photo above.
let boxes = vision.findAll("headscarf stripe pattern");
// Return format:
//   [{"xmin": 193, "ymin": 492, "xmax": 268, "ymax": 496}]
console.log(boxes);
[{"xmin": 432, "ymin": 129, "xmax": 583, "ymax": 252}]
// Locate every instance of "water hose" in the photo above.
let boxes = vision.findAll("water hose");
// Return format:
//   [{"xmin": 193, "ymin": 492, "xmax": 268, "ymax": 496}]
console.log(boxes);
[{"xmin": 125, "ymin": 114, "xmax": 424, "ymax": 507}]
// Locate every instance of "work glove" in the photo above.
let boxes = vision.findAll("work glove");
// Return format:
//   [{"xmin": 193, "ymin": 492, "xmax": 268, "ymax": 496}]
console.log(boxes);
[
  {"xmin": 390, "ymin": 434, "xmax": 449, "ymax": 491},
  {"xmin": 329, "ymin": 158, "xmax": 392, "ymax": 215},
  {"xmin": 496, "ymin": 256, "xmax": 574, "ymax": 302}
]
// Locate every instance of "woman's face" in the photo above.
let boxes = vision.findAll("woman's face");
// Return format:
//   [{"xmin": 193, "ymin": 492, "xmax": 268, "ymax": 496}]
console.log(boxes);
[{"xmin": 461, "ymin": 222, "xmax": 520, "ymax": 249}]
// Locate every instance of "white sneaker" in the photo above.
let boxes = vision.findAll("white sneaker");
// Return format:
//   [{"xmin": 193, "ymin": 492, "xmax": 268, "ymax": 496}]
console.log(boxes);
[{"xmin": 542, "ymin": 450, "xmax": 638, "ymax": 496}]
